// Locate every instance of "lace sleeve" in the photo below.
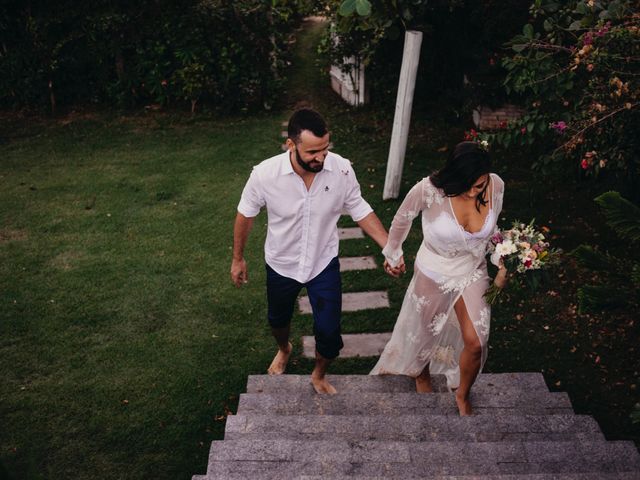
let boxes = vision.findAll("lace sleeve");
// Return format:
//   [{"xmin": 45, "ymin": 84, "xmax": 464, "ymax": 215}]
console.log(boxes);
[{"xmin": 382, "ymin": 179, "xmax": 428, "ymax": 267}]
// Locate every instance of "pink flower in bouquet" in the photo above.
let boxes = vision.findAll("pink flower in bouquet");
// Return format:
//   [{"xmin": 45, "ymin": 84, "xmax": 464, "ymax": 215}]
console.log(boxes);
[{"xmin": 491, "ymin": 231, "xmax": 503, "ymax": 244}]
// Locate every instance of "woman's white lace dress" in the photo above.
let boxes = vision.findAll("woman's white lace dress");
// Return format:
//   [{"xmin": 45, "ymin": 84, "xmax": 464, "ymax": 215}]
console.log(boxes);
[{"xmin": 370, "ymin": 173, "xmax": 504, "ymax": 388}]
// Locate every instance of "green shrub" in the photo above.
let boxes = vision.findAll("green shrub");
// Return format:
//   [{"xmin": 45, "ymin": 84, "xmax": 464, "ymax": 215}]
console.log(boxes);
[
  {"xmin": 484, "ymin": 0, "xmax": 639, "ymax": 190},
  {"xmin": 0, "ymin": 0, "xmax": 308, "ymax": 112}
]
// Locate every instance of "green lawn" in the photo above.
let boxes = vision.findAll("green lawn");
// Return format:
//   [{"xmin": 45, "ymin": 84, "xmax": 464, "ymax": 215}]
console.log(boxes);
[{"xmin": 1, "ymin": 18, "xmax": 638, "ymax": 480}]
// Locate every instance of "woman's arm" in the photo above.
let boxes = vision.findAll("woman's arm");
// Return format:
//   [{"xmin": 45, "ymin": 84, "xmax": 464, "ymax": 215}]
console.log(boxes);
[{"xmin": 382, "ymin": 180, "xmax": 426, "ymax": 267}]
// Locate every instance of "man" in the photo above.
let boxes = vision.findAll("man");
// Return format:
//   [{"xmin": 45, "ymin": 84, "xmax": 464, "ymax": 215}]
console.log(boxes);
[{"xmin": 230, "ymin": 108, "xmax": 388, "ymax": 394}]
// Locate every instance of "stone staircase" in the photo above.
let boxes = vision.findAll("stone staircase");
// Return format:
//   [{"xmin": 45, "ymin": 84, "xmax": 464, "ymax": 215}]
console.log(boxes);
[{"xmin": 193, "ymin": 372, "xmax": 640, "ymax": 479}]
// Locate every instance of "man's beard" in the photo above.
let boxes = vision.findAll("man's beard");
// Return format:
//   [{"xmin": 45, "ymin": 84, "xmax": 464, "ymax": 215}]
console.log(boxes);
[{"xmin": 294, "ymin": 148, "xmax": 323, "ymax": 173}]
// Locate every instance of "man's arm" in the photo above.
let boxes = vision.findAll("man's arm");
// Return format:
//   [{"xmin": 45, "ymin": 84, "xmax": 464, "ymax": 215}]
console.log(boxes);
[
  {"xmin": 357, "ymin": 212, "xmax": 406, "ymax": 277},
  {"xmin": 231, "ymin": 212, "xmax": 255, "ymax": 287},
  {"xmin": 356, "ymin": 212, "xmax": 388, "ymax": 249}
]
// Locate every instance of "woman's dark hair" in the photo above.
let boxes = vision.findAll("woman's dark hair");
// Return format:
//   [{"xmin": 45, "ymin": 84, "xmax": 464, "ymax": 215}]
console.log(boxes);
[
  {"xmin": 430, "ymin": 141, "xmax": 492, "ymax": 211},
  {"xmin": 287, "ymin": 108, "xmax": 328, "ymax": 144}
]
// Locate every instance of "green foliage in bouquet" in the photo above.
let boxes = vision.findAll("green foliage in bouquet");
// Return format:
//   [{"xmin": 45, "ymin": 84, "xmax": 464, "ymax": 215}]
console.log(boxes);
[{"xmin": 572, "ymin": 191, "xmax": 640, "ymax": 312}]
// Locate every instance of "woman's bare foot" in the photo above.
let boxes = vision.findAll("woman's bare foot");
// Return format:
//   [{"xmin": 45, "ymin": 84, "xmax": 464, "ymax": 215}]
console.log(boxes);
[
  {"xmin": 310, "ymin": 374, "xmax": 337, "ymax": 394},
  {"xmin": 415, "ymin": 374, "xmax": 433, "ymax": 393},
  {"xmin": 267, "ymin": 342, "xmax": 292, "ymax": 375},
  {"xmin": 455, "ymin": 393, "xmax": 473, "ymax": 416}
]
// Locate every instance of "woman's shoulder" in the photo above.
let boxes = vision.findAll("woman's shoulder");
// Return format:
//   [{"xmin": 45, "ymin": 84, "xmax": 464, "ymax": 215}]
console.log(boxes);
[
  {"xmin": 490, "ymin": 173, "xmax": 505, "ymax": 192},
  {"xmin": 420, "ymin": 176, "xmax": 445, "ymax": 208}
]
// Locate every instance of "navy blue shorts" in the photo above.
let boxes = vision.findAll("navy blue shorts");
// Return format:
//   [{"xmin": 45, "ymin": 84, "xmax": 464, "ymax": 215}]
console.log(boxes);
[{"xmin": 265, "ymin": 257, "xmax": 343, "ymax": 360}]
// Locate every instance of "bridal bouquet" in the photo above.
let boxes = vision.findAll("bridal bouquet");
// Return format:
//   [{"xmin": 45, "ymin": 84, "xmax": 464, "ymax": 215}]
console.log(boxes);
[{"xmin": 484, "ymin": 220, "xmax": 561, "ymax": 304}]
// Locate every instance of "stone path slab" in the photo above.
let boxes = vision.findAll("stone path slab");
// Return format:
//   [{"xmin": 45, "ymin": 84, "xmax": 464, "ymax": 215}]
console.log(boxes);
[
  {"xmin": 339, "ymin": 255, "xmax": 376, "ymax": 271},
  {"xmin": 298, "ymin": 291, "xmax": 388, "ymax": 314},
  {"xmin": 302, "ymin": 332, "xmax": 391, "ymax": 358},
  {"xmin": 337, "ymin": 227, "xmax": 364, "ymax": 240}
]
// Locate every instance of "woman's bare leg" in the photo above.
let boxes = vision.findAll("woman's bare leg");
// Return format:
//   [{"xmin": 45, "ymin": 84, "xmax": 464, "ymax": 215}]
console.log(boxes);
[
  {"xmin": 453, "ymin": 297, "xmax": 483, "ymax": 415},
  {"xmin": 415, "ymin": 363, "xmax": 433, "ymax": 393}
]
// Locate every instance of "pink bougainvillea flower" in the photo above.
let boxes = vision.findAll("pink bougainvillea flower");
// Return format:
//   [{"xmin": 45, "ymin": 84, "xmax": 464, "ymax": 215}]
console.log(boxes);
[
  {"xmin": 551, "ymin": 121, "xmax": 567, "ymax": 132},
  {"xmin": 581, "ymin": 159, "xmax": 589, "ymax": 170},
  {"xmin": 520, "ymin": 127, "xmax": 527, "ymax": 134}
]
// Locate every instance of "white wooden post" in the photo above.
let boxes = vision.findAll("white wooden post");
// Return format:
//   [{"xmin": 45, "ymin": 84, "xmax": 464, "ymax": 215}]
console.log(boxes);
[{"xmin": 383, "ymin": 30, "xmax": 423, "ymax": 200}]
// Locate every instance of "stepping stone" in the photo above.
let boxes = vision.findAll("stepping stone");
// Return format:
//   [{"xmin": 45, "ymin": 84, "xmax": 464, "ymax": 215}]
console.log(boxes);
[
  {"xmin": 236, "ymin": 390, "xmax": 574, "ymax": 416},
  {"xmin": 298, "ymin": 291, "xmax": 388, "ymax": 314},
  {"xmin": 280, "ymin": 143, "xmax": 288, "ymax": 151},
  {"xmin": 338, "ymin": 227, "xmax": 364, "ymax": 240},
  {"xmin": 245, "ymin": 372, "xmax": 549, "ymax": 394},
  {"xmin": 302, "ymin": 332, "xmax": 391, "ymax": 358},
  {"xmin": 225, "ymin": 414, "xmax": 604, "ymax": 443},
  {"xmin": 339, "ymin": 255, "xmax": 376, "ymax": 271},
  {"xmin": 280, "ymin": 130, "xmax": 288, "ymax": 138}
]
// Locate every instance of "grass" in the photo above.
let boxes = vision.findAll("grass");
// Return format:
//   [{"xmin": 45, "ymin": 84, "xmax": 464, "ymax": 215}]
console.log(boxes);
[{"xmin": 1, "ymin": 17, "xmax": 638, "ymax": 480}]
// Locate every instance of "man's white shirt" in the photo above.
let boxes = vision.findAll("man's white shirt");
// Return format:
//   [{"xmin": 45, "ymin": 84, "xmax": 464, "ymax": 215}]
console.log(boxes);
[{"xmin": 237, "ymin": 151, "xmax": 373, "ymax": 283}]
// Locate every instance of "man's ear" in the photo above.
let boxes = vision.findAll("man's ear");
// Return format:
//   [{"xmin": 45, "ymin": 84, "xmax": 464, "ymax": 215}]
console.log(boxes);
[{"xmin": 285, "ymin": 138, "xmax": 295, "ymax": 151}]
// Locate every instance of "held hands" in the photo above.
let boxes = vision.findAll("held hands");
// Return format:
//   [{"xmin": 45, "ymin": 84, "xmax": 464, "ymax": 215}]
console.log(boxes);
[
  {"xmin": 230, "ymin": 258, "xmax": 248, "ymax": 287},
  {"xmin": 383, "ymin": 257, "xmax": 406, "ymax": 278}
]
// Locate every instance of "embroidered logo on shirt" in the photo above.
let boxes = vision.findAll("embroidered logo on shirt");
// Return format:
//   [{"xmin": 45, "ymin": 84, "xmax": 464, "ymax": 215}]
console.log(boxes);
[{"xmin": 325, "ymin": 186, "xmax": 330, "ymax": 192}]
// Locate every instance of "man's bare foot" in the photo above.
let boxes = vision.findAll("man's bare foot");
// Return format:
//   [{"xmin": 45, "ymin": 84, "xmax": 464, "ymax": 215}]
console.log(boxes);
[
  {"xmin": 455, "ymin": 393, "xmax": 473, "ymax": 416},
  {"xmin": 415, "ymin": 375, "xmax": 433, "ymax": 393},
  {"xmin": 267, "ymin": 342, "xmax": 292, "ymax": 375},
  {"xmin": 310, "ymin": 374, "xmax": 337, "ymax": 394}
]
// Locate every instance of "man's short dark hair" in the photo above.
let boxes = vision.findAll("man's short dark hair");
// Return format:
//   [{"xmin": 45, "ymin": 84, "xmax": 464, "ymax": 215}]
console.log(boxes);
[{"xmin": 287, "ymin": 108, "xmax": 328, "ymax": 144}]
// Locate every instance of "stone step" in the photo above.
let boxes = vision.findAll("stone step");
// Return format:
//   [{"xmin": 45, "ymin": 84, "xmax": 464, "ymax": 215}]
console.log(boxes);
[
  {"xmin": 246, "ymin": 372, "xmax": 549, "ymax": 394},
  {"xmin": 339, "ymin": 255, "xmax": 377, "ymax": 271},
  {"xmin": 298, "ymin": 290, "xmax": 389, "ymax": 314},
  {"xmin": 338, "ymin": 227, "xmax": 364, "ymax": 240},
  {"xmin": 225, "ymin": 414, "xmax": 604, "ymax": 442},
  {"xmin": 204, "ymin": 439, "xmax": 640, "ymax": 477},
  {"xmin": 236, "ymin": 390, "xmax": 574, "ymax": 416},
  {"xmin": 294, "ymin": 474, "xmax": 640, "ymax": 480},
  {"xmin": 302, "ymin": 332, "xmax": 391, "ymax": 358},
  {"xmin": 197, "ymin": 471, "xmax": 640, "ymax": 480},
  {"xmin": 196, "ymin": 472, "xmax": 640, "ymax": 480}
]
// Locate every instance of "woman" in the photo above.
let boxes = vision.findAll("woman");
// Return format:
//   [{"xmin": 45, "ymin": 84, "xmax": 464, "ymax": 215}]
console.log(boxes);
[{"xmin": 371, "ymin": 141, "xmax": 507, "ymax": 416}]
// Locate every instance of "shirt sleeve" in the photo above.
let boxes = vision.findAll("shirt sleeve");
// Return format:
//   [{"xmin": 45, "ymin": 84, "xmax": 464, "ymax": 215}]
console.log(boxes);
[
  {"xmin": 343, "ymin": 164, "xmax": 374, "ymax": 222},
  {"xmin": 381, "ymin": 180, "xmax": 425, "ymax": 267},
  {"xmin": 237, "ymin": 167, "xmax": 264, "ymax": 217}
]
